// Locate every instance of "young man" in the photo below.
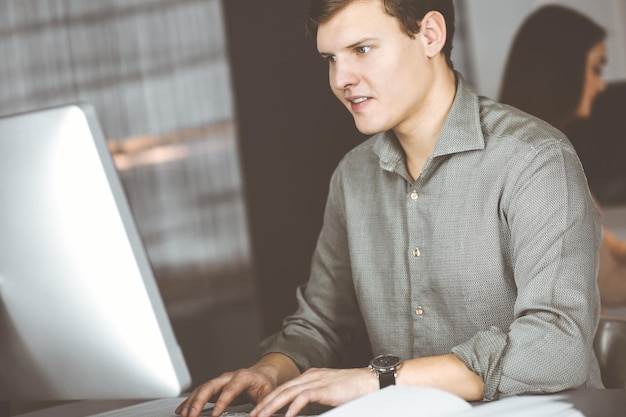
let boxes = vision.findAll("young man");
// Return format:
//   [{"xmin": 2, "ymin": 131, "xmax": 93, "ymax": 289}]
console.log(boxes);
[{"xmin": 177, "ymin": 1, "xmax": 603, "ymax": 416}]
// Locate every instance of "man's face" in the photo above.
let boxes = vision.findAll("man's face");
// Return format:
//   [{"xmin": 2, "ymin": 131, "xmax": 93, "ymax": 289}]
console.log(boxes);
[{"xmin": 316, "ymin": 0, "xmax": 435, "ymax": 136}]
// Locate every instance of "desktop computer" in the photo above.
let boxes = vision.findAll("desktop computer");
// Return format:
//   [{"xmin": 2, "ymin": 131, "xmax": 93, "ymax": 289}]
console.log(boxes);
[{"xmin": 0, "ymin": 103, "xmax": 191, "ymax": 400}]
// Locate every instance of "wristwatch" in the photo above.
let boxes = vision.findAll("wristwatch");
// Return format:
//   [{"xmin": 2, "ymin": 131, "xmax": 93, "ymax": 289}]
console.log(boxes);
[{"xmin": 369, "ymin": 354, "xmax": 401, "ymax": 389}]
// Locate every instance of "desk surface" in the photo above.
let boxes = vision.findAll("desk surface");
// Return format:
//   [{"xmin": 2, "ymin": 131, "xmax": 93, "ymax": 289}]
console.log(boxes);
[{"xmin": 9, "ymin": 389, "xmax": 626, "ymax": 417}]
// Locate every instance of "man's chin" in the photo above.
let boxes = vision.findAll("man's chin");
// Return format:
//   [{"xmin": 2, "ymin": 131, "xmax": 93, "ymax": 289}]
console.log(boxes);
[{"xmin": 353, "ymin": 122, "xmax": 384, "ymax": 136}]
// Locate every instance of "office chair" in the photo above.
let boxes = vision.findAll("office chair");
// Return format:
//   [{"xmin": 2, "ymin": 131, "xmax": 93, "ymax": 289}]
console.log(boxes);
[{"xmin": 594, "ymin": 316, "xmax": 626, "ymax": 388}]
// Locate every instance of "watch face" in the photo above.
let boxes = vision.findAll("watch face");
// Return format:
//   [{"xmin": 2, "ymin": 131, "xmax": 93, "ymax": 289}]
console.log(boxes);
[{"xmin": 371, "ymin": 354, "xmax": 400, "ymax": 371}]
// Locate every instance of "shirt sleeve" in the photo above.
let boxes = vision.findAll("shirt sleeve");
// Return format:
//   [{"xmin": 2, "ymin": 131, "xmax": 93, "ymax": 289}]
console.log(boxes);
[
  {"xmin": 258, "ymin": 166, "xmax": 365, "ymax": 371},
  {"xmin": 452, "ymin": 139, "xmax": 603, "ymax": 400}
]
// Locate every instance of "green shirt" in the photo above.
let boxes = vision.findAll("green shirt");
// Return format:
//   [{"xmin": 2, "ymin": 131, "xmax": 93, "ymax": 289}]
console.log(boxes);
[{"xmin": 260, "ymin": 74, "xmax": 604, "ymax": 400}]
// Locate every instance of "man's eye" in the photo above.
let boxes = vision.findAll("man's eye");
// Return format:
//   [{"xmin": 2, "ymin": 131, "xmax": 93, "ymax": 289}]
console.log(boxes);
[{"xmin": 356, "ymin": 46, "xmax": 371, "ymax": 54}]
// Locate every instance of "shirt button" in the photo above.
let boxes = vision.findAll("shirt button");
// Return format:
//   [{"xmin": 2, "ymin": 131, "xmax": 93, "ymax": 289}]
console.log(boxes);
[
  {"xmin": 415, "ymin": 306, "xmax": 424, "ymax": 316},
  {"xmin": 410, "ymin": 191, "xmax": 418, "ymax": 200},
  {"xmin": 412, "ymin": 247, "xmax": 421, "ymax": 257}
]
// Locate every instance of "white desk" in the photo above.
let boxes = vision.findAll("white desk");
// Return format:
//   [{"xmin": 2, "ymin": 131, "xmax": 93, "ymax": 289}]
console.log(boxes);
[{"xmin": 8, "ymin": 390, "xmax": 626, "ymax": 417}]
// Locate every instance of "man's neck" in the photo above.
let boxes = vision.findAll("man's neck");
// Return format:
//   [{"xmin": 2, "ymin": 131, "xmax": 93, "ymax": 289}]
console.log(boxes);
[{"xmin": 396, "ymin": 68, "xmax": 457, "ymax": 181}]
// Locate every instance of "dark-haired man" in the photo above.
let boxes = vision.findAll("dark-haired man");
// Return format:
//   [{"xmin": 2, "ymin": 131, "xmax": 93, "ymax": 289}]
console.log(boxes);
[{"xmin": 177, "ymin": 1, "xmax": 603, "ymax": 416}]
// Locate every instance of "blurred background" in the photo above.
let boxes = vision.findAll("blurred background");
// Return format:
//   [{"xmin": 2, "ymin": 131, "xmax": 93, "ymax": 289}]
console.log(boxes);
[{"xmin": 0, "ymin": 0, "xmax": 624, "ymax": 397}]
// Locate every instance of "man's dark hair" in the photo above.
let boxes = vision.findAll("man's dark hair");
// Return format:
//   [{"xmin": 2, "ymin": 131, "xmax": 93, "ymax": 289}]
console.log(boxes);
[
  {"xmin": 307, "ymin": 0, "xmax": 455, "ymax": 69},
  {"xmin": 499, "ymin": 5, "xmax": 606, "ymax": 130}
]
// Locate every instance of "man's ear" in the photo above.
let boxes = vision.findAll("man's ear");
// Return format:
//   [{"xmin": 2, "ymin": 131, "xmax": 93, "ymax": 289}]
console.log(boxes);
[{"xmin": 420, "ymin": 11, "xmax": 447, "ymax": 58}]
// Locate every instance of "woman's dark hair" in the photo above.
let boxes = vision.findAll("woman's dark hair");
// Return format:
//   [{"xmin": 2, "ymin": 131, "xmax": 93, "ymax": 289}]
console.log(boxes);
[
  {"xmin": 306, "ymin": 0, "xmax": 455, "ymax": 69},
  {"xmin": 499, "ymin": 5, "xmax": 606, "ymax": 130}
]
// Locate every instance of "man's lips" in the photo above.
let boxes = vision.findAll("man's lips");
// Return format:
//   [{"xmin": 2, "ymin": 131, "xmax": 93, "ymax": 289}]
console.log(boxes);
[
  {"xmin": 346, "ymin": 96, "xmax": 372, "ymax": 112},
  {"xmin": 347, "ymin": 96, "xmax": 369, "ymax": 104}
]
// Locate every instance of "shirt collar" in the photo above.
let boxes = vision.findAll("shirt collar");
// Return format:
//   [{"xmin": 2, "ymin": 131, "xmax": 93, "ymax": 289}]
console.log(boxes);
[{"xmin": 373, "ymin": 72, "xmax": 485, "ymax": 171}]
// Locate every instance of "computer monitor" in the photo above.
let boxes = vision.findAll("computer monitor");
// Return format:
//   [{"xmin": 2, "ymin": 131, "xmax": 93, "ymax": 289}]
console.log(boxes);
[{"xmin": 0, "ymin": 103, "xmax": 191, "ymax": 400}]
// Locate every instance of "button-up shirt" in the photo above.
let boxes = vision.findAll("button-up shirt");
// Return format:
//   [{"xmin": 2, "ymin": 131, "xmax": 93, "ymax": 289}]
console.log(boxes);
[{"xmin": 259, "ymin": 74, "xmax": 604, "ymax": 400}]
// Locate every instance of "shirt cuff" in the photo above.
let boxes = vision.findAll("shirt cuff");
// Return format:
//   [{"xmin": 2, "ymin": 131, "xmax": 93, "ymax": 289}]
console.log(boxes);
[
  {"xmin": 451, "ymin": 326, "xmax": 508, "ymax": 400},
  {"xmin": 258, "ymin": 330, "xmax": 335, "ymax": 373}
]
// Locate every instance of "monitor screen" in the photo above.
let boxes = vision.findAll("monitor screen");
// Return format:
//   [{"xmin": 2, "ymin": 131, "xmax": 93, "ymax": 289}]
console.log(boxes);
[{"xmin": 0, "ymin": 103, "xmax": 191, "ymax": 400}]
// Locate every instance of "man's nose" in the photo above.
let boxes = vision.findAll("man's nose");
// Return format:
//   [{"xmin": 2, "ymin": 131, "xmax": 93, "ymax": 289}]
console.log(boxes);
[{"xmin": 331, "ymin": 60, "xmax": 358, "ymax": 90}]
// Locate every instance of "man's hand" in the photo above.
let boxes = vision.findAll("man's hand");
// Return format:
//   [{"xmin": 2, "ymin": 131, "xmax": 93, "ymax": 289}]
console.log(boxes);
[
  {"xmin": 175, "ymin": 353, "xmax": 300, "ymax": 417},
  {"xmin": 249, "ymin": 367, "xmax": 378, "ymax": 417}
]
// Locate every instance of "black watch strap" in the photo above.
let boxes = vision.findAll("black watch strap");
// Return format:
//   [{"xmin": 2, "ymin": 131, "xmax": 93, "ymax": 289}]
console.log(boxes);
[{"xmin": 379, "ymin": 371, "xmax": 396, "ymax": 389}]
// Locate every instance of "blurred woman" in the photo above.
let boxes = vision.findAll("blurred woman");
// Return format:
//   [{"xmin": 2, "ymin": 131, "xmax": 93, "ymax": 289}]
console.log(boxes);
[{"xmin": 500, "ymin": 4, "xmax": 626, "ymax": 306}]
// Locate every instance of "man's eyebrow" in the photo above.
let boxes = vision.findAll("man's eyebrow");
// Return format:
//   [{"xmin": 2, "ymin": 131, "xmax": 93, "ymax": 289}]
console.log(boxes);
[{"xmin": 318, "ymin": 37, "xmax": 378, "ymax": 56}]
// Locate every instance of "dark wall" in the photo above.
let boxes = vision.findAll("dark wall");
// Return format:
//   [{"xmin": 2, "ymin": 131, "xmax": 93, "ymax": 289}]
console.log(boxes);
[{"xmin": 221, "ymin": 1, "xmax": 366, "ymax": 336}]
